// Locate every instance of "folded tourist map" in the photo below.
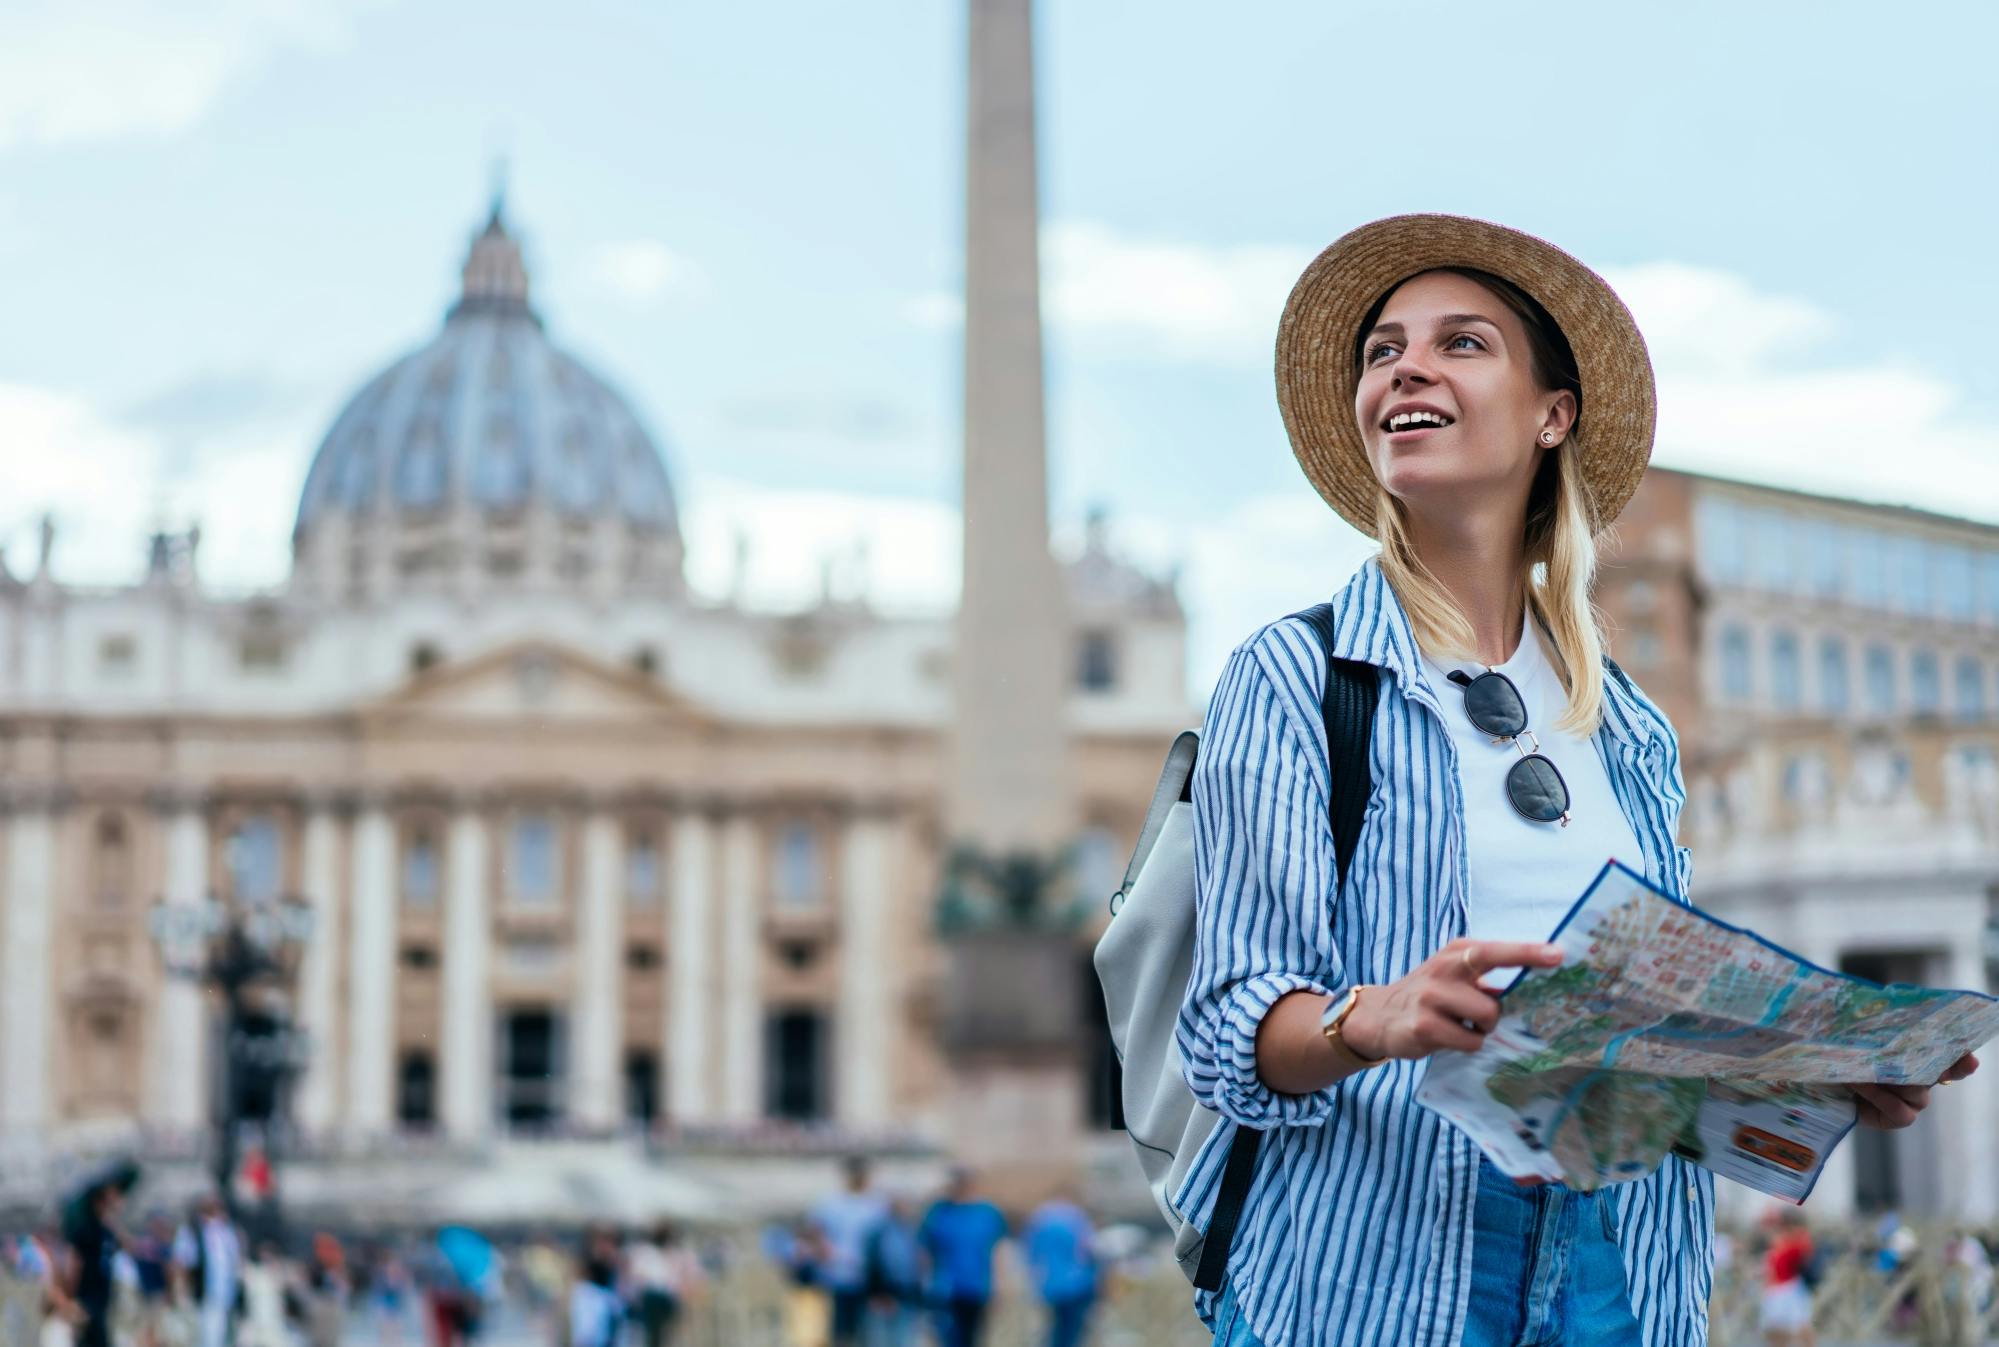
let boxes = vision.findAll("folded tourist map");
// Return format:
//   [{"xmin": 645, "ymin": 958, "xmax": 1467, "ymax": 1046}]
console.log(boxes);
[{"xmin": 1416, "ymin": 860, "xmax": 1999, "ymax": 1202}]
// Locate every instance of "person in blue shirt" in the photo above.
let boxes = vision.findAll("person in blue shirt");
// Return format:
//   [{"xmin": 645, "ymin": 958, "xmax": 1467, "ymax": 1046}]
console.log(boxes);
[
  {"xmin": 1023, "ymin": 1193, "xmax": 1098, "ymax": 1347},
  {"xmin": 918, "ymin": 1169, "xmax": 1008, "ymax": 1347}
]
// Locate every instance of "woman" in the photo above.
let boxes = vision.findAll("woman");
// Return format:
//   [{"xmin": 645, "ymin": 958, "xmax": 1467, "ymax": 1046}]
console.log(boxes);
[{"xmin": 1176, "ymin": 214, "xmax": 1978, "ymax": 1347}]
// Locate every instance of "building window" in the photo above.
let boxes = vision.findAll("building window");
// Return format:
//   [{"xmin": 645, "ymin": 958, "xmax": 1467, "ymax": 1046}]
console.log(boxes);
[
  {"xmin": 1697, "ymin": 497, "xmax": 1746, "ymax": 584},
  {"xmin": 764, "ymin": 1010, "xmax": 828, "ymax": 1123},
  {"xmin": 1937, "ymin": 547, "xmax": 1975, "ymax": 621},
  {"xmin": 397, "ymin": 1051, "xmax": 436, "ymax": 1127},
  {"xmin": 227, "ymin": 815, "xmax": 282, "ymax": 903},
  {"xmin": 625, "ymin": 1050, "xmax": 659, "ymax": 1126},
  {"xmin": 1077, "ymin": 630, "xmax": 1119, "ymax": 692},
  {"xmin": 98, "ymin": 634, "xmax": 137, "ymax": 674},
  {"xmin": 1770, "ymin": 630, "xmax": 1802, "ymax": 711},
  {"xmin": 773, "ymin": 822, "xmax": 821, "ymax": 909},
  {"xmin": 402, "ymin": 826, "xmax": 440, "ymax": 907},
  {"xmin": 1954, "ymin": 657, "xmax": 1987, "ymax": 722},
  {"xmin": 626, "ymin": 827, "xmax": 661, "ymax": 905},
  {"xmin": 1748, "ymin": 510, "xmax": 1796, "ymax": 592},
  {"xmin": 510, "ymin": 815, "xmax": 558, "ymax": 906},
  {"xmin": 1809, "ymin": 521, "xmax": 1847, "ymax": 599},
  {"xmin": 1983, "ymin": 554, "xmax": 1999, "ymax": 625},
  {"xmin": 92, "ymin": 815, "xmax": 133, "ymax": 907},
  {"xmin": 1865, "ymin": 644, "xmax": 1897, "ymax": 716},
  {"xmin": 1818, "ymin": 637, "xmax": 1850, "ymax": 714},
  {"xmin": 1627, "ymin": 627, "xmax": 1663, "ymax": 668},
  {"xmin": 1719, "ymin": 624, "xmax": 1753, "ymax": 703},
  {"xmin": 1912, "ymin": 649, "xmax": 1941, "ymax": 716},
  {"xmin": 1623, "ymin": 580, "xmax": 1657, "ymax": 614},
  {"xmin": 1848, "ymin": 531, "xmax": 1885, "ymax": 608},
  {"xmin": 1895, "ymin": 537, "xmax": 1931, "ymax": 615}
]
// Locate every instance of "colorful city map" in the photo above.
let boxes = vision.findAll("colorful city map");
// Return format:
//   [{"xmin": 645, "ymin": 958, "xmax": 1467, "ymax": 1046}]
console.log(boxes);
[{"xmin": 1416, "ymin": 861, "xmax": 1999, "ymax": 1201}]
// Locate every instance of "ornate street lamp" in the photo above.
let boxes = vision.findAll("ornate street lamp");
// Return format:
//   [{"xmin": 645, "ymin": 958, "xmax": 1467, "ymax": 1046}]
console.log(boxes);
[{"xmin": 147, "ymin": 889, "xmax": 314, "ymax": 1227}]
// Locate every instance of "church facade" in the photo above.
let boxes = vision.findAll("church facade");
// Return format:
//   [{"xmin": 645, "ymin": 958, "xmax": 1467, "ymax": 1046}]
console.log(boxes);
[{"xmin": 0, "ymin": 206, "xmax": 1189, "ymax": 1201}]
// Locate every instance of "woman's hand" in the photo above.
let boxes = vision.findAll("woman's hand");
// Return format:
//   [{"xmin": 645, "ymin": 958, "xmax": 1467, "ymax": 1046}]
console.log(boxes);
[
  {"xmin": 1850, "ymin": 1052, "xmax": 1979, "ymax": 1130},
  {"xmin": 1342, "ymin": 938, "xmax": 1564, "ymax": 1062}
]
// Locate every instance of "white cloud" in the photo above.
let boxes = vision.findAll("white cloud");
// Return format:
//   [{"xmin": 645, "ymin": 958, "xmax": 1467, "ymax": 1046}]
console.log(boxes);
[
  {"xmin": 903, "ymin": 221, "xmax": 1308, "ymax": 365},
  {"xmin": 0, "ymin": 380, "xmax": 308, "ymax": 590},
  {"xmin": 1043, "ymin": 222, "xmax": 1310, "ymax": 365},
  {"xmin": 0, "ymin": 0, "xmax": 377, "ymax": 150},
  {"xmin": 1605, "ymin": 261, "xmax": 1999, "ymax": 524},
  {"xmin": 586, "ymin": 240, "xmax": 701, "ymax": 310}
]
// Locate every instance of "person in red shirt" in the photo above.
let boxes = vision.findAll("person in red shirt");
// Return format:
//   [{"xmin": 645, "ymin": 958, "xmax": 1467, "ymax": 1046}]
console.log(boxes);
[{"xmin": 1759, "ymin": 1208, "xmax": 1817, "ymax": 1347}]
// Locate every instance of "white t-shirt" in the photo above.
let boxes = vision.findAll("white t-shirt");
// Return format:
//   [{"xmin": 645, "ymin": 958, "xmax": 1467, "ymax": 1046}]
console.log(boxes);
[{"xmin": 1418, "ymin": 605, "xmax": 1642, "ymax": 958}]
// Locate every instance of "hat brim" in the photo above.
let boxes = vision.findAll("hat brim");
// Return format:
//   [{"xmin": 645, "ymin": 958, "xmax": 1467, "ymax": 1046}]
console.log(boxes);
[{"xmin": 1275, "ymin": 214, "xmax": 1656, "ymax": 539}]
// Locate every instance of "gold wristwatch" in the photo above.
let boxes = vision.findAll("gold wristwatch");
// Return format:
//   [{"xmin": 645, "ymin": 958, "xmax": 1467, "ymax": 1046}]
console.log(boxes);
[{"xmin": 1319, "ymin": 985, "xmax": 1387, "ymax": 1072}]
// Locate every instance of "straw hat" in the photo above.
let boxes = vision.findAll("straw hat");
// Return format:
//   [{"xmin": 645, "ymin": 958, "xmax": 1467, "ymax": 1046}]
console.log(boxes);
[{"xmin": 1274, "ymin": 213, "xmax": 1655, "ymax": 538}]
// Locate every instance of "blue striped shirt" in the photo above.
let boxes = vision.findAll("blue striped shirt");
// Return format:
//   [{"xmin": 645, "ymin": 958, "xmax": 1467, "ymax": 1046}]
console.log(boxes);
[{"xmin": 1175, "ymin": 556, "xmax": 1712, "ymax": 1347}]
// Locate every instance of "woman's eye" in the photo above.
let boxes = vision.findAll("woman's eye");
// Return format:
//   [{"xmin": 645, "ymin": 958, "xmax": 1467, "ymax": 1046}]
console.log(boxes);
[
  {"xmin": 1365, "ymin": 342, "xmax": 1398, "ymax": 364},
  {"xmin": 1447, "ymin": 333, "xmax": 1484, "ymax": 351}
]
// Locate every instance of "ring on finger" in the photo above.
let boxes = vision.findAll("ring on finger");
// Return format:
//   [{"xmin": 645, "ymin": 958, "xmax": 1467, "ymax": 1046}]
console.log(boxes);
[{"xmin": 1460, "ymin": 947, "xmax": 1476, "ymax": 977}]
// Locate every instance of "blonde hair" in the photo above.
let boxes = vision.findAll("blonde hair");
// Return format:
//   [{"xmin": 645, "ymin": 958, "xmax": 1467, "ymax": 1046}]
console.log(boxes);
[{"xmin": 1364, "ymin": 267, "xmax": 1614, "ymax": 736}]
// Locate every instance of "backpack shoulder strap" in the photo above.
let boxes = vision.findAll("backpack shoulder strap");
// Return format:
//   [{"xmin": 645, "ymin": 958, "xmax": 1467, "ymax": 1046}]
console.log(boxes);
[
  {"xmin": 1191, "ymin": 602, "xmax": 1378, "ymax": 1294},
  {"xmin": 1291, "ymin": 602, "xmax": 1379, "ymax": 893}
]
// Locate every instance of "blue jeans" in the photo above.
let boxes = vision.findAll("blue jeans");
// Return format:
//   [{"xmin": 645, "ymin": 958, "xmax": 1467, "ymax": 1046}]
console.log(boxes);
[
  {"xmin": 1209, "ymin": 1159, "xmax": 1642, "ymax": 1346},
  {"xmin": 1045, "ymin": 1296, "xmax": 1092, "ymax": 1347}
]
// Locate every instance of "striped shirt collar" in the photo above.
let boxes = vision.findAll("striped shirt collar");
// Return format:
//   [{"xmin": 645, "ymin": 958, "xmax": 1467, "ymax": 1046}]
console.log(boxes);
[{"xmin": 1327, "ymin": 555, "xmax": 1661, "ymax": 751}]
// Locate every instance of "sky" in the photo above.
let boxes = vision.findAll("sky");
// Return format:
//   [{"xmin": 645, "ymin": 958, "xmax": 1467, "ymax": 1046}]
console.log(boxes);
[{"xmin": 2, "ymin": 0, "xmax": 1997, "ymax": 694}]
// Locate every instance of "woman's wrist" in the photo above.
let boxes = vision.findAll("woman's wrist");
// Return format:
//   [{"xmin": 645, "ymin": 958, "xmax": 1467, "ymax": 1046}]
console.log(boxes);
[{"xmin": 1339, "ymin": 998, "xmax": 1389, "ymax": 1063}]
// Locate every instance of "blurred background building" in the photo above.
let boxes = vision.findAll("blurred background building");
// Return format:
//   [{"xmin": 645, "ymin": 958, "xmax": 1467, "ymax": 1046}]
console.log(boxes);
[
  {"xmin": 1597, "ymin": 469, "xmax": 1999, "ymax": 1221},
  {"xmin": 0, "ymin": 189, "xmax": 1191, "ymax": 1223}
]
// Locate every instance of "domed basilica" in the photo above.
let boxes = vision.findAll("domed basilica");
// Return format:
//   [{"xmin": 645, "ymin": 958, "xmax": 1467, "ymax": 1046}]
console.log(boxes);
[{"xmin": 0, "ymin": 202, "xmax": 1189, "ymax": 1215}]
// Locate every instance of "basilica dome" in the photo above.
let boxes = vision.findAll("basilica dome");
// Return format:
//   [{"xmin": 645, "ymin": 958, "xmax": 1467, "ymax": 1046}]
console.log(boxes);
[{"xmin": 291, "ymin": 201, "xmax": 683, "ymax": 600}]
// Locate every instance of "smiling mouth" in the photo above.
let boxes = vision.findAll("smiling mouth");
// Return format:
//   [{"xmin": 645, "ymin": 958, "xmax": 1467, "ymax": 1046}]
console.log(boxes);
[{"xmin": 1380, "ymin": 411, "xmax": 1456, "ymax": 435}]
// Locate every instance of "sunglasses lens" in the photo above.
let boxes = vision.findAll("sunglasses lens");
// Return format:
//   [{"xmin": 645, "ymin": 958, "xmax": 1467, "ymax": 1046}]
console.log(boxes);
[
  {"xmin": 1506, "ymin": 755, "xmax": 1569, "ymax": 823},
  {"xmin": 1463, "ymin": 672, "xmax": 1528, "ymax": 739}
]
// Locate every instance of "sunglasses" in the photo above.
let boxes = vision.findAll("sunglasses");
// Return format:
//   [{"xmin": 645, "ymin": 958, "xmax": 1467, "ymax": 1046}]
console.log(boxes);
[{"xmin": 1444, "ymin": 668, "xmax": 1571, "ymax": 828}]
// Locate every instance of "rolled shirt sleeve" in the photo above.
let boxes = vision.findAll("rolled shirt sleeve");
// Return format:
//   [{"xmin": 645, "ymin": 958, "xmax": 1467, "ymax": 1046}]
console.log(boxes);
[{"xmin": 1176, "ymin": 627, "xmax": 1350, "ymax": 1129}]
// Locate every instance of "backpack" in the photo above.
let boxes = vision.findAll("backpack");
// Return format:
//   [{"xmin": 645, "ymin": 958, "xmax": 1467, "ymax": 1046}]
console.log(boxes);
[{"xmin": 1093, "ymin": 603, "xmax": 1378, "ymax": 1290}]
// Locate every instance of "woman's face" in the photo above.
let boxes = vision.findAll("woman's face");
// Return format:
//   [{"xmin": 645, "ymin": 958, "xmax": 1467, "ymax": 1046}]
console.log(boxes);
[{"xmin": 1353, "ymin": 270, "xmax": 1575, "ymax": 524}]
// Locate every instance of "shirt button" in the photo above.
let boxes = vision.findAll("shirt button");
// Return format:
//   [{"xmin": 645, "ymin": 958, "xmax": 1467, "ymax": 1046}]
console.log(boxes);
[{"xmin": 1686, "ymin": 1183, "xmax": 1697, "ymax": 1202}]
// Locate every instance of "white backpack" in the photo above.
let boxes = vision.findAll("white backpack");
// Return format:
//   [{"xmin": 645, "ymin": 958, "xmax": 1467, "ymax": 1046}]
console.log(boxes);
[{"xmin": 1092, "ymin": 604, "xmax": 1377, "ymax": 1288}]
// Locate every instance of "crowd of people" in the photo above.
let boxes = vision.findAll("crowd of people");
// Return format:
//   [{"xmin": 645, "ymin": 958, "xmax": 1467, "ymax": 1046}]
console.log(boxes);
[
  {"xmin": 0, "ymin": 1165, "xmax": 707, "ymax": 1347},
  {"xmin": 766, "ymin": 1159, "xmax": 1100, "ymax": 1347}
]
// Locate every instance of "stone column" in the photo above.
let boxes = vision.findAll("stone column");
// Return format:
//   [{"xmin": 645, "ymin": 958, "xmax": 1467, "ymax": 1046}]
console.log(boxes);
[
  {"xmin": 1, "ymin": 799, "xmax": 56, "ymax": 1133},
  {"xmin": 718, "ymin": 811, "xmax": 761, "ymax": 1121},
  {"xmin": 837, "ymin": 809, "xmax": 896, "ymax": 1127},
  {"xmin": 668, "ymin": 810, "xmax": 715, "ymax": 1121},
  {"xmin": 293, "ymin": 802, "xmax": 343, "ymax": 1135},
  {"xmin": 345, "ymin": 806, "xmax": 396, "ymax": 1133},
  {"xmin": 440, "ymin": 806, "xmax": 492, "ymax": 1138},
  {"xmin": 571, "ymin": 811, "xmax": 624, "ymax": 1131},
  {"xmin": 151, "ymin": 799, "xmax": 211, "ymax": 1132}
]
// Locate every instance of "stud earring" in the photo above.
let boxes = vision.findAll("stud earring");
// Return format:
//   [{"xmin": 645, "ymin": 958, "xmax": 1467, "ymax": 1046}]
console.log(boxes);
[{"xmin": 1540, "ymin": 432, "xmax": 1555, "ymax": 444}]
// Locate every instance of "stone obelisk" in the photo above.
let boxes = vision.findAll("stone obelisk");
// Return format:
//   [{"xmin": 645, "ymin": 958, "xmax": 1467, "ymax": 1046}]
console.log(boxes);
[
  {"xmin": 951, "ymin": 0, "xmax": 1071, "ymax": 855},
  {"xmin": 943, "ymin": 0, "xmax": 1080, "ymax": 1206}
]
